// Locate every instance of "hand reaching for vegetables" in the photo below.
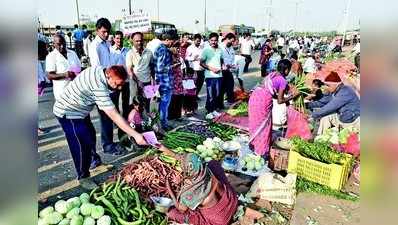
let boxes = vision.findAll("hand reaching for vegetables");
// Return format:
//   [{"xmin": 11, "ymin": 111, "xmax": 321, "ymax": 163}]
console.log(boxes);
[{"xmin": 133, "ymin": 134, "xmax": 149, "ymax": 146}]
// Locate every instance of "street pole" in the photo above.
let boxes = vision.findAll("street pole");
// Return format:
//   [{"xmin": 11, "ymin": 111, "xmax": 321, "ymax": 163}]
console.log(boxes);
[
  {"xmin": 157, "ymin": 0, "xmax": 160, "ymax": 21},
  {"xmin": 204, "ymin": 0, "xmax": 207, "ymax": 33},
  {"xmin": 267, "ymin": 0, "xmax": 273, "ymax": 32},
  {"xmin": 341, "ymin": 0, "xmax": 352, "ymax": 47},
  {"xmin": 129, "ymin": 0, "xmax": 132, "ymax": 15},
  {"xmin": 75, "ymin": 0, "xmax": 80, "ymax": 26}
]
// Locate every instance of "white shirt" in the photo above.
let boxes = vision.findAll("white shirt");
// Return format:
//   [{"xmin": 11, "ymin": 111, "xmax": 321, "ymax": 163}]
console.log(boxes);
[
  {"xmin": 240, "ymin": 38, "xmax": 255, "ymax": 55},
  {"xmin": 289, "ymin": 40, "xmax": 300, "ymax": 50},
  {"xmin": 89, "ymin": 35, "xmax": 111, "ymax": 68},
  {"xmin": 185, "ymin": 44, "xmax": 204, "ymax": 71},
  {"xmin": 221, "ymin": 43, "xmax": 235, "ymax": 67},
  {"xmin": 353, "ymin": 43, "xmax": 360, "ymax": 54},
  {"xmin": 83, "ymin": 37, "xmax": 92, "ymax": 57},
  {"xmin": 146, "ymin": 38, "xmax": 162, "ymax": 57},
  {"xmin": 45, "ymin": 49, "xmax": 81, "ymax": 101},
  {"xmin": 277, "ymin": 37, "xmax": 285, "ymax": 47},
  {"xmin": 303, "ymin": 57, "xmax": 316, "ymax": 73}
]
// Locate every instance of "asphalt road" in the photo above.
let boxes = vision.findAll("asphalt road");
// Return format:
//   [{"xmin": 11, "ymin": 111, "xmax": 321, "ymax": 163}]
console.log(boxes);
[{"xmin": 38, "ymin": 50, "xmax": 262, "ymax": 199}]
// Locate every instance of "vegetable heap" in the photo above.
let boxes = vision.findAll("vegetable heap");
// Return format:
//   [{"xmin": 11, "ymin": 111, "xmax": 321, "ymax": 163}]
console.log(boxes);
[
  {"xmin": 240, "ymin": 154, "xmax": 266, "ymax": 172},
  {"xmin": 196, "ymin": 137, "xmax": 226, "ymax": 162},
  {"xmin": 227, "ymin": 102, "xmax": 248, "ymax": 117},
  {"xmin": 117, "ymin": 156, "xmax": 183, "ymax": 199},
  {"xmin": 209, "ymin": 123, "xmax": 239, "ymax": 141},
  {"xmin": 315, "ymin": 127, "xmax": 359, "ymax": 145},
  {"xmin": 38, "ymin": 193, "xmax": 110, "ymax": 225},
  {"xmin": 291, "ymin": 74, "xmax": 311, "ymax": 112},
  {"xmin": 162, "ymin": 131, "xmax": 206, "ymax": 149},
  {"xmin": 91, "ymin": 177, "xmax": 167, "ymax": 225},
  {"xmin": 290, "ymin": 137, "xmax": 348, "ymax": 165},
  {"xmin": 176, "ymin": 123, "xmax": 216, "ymax": 138}
]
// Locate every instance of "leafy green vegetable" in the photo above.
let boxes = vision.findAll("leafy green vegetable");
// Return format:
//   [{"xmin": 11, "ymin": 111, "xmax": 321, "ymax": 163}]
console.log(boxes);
[
  {"xmin": 70, "ymin": 215, "xmax": 84, "ymax": 225},
  {"xmin": 82, "ymin": 217, "xmax": 95, "ymax": 225},
  {"xmin": 80, "ymin": 203, "xmax": 94, "ymax": 216},
  {"xmin": 58, "ymin": 218, "xmax": 71, "ymax": 225},
  {"xmin": 44, "ymin": 212, "xmax": 63, "ymax": 225},
  {"xmin": 55, "ymin": 200, "xmax": 73, "ymax": 214},
  {"xmin": 79, "ymin": 193, "xmax": 90, "ymax": 203},
  {"xmin": 291, "ymin": 74, "xmax": 311, "ymax": 112},
  {"xmin": 296, "ymin": 178, "xmax": 359, "ymax": 201},
  {"xmin": 227, "ymin": 102, "xmax": 248, "ymax": 116},
  {"xmin": 291, "ymin": 137, "xmax": 347, "ymax": 164},
  {"xmin": 209, "ymin": 123, "xmax": 239, "ymax": 141},
  {"xmin": 90, "ymin": 205, "xmax": 104, "ymax": 219},
  {"xmin": 96, "ymin": 215, "xmax": 111, "ymax": 225},
  {"xmin": 66, "ymin": 208, "xmax": 80, "ymax": 219},
  {"xmin": 39, "ymin": 206, "xmax": 54, "ymax": 218}
]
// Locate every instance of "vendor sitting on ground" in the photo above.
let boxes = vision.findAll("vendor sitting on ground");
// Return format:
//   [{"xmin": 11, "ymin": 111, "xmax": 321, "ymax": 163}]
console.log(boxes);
[
  {"xmin": 164, "ymin": 153, "xmax": 238, "ymax": 225},
  {"xmin": 309, "ymin": 71, "xmax": 360, "ymax": 135}
]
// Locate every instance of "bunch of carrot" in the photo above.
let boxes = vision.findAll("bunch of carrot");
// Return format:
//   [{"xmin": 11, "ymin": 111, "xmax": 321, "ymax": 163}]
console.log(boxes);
[{"xmin": 116, "ymin": 156, "xmax": 183, "ymax": 200}]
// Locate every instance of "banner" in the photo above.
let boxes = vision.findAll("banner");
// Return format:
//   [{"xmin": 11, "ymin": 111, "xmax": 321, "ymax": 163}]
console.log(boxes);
[{"xmin": 121, "ymin": 11, "xmax": 151, "ymax": 34}]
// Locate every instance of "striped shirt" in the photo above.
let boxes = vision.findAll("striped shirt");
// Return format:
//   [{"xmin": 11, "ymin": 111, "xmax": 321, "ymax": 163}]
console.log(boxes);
[{"xmin": 53, "ymin": 67, "xmax": 115, "ymax": 119}]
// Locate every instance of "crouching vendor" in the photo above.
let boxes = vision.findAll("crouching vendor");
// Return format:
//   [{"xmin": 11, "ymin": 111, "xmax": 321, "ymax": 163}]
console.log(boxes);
[
  {"xmin": 164, "ymin": 153, "xmax": 238, "ymax": 225},
  {"xmin": 309, "ymin": 71, "xmax": 360, "ymax": 135}
]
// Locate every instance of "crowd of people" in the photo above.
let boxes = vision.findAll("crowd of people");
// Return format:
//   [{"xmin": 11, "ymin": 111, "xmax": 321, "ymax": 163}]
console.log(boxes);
[{"xmin": 38, "ymin": 17, "xmax": 360, "ymax": 224}]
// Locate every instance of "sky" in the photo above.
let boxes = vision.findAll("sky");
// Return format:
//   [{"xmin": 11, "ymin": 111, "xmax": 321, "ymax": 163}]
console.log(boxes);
[{"xmin": 37, "ymin": 0, "xmax": 362, "ymax": 32}]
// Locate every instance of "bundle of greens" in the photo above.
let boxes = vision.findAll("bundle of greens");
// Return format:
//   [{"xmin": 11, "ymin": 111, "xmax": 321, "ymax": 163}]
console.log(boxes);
[
  {"xmin": 291, "ymin": 75, "xmax": 311, "ymax": 112},
  {"xmin": 290, "ymin": 137, "xmax": 347, "ymax": 165},
  {"xmin": 227, "ymin": 102, "xmax": 249, "ymax": 117},
  {"xmin": 209, "ymin": 123, "xmax": 239, "ymax": 141},
  {"xmin": 296, "ymin": 178, "xmax": 359, "ymax": 201}
]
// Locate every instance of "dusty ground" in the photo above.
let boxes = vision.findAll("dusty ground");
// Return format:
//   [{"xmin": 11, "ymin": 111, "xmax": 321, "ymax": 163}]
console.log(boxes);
[{"xmin": 38, "ymin": 50, "xmax": 359, "ymax": 225}]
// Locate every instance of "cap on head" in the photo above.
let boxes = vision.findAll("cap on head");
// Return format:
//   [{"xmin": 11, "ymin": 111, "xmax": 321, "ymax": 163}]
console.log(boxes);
[{"xmin": 324, "ymin": 71, "xmax": 341, "ymax": 83}]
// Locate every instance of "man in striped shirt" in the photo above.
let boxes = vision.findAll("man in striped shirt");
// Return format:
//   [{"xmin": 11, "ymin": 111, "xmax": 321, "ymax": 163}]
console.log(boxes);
[{"xmin": 54, "ymin": 65, "xmax": 148, "ymax": 189}]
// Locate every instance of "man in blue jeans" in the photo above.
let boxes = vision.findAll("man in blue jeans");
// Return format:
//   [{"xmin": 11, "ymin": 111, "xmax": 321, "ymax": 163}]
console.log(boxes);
[
  {"xmin": 154, "ymin": 30, "xmax": 177, "ymax": 130},
  {"xmin": 200, "ymin": 32, "xmax": 224, "ymax": 118}
]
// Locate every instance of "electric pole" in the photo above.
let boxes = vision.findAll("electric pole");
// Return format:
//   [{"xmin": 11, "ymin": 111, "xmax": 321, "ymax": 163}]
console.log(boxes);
[
  {"xmin": 341, "ymin": 0, "xmax": 352, "ymax": 46},
  {"xmin": 75, "ymin": 0, "xmax": 81, "ymax": 26},
  {"xmin": 129, "ymin": 0, "xmax": 132, "ymax": 15}
]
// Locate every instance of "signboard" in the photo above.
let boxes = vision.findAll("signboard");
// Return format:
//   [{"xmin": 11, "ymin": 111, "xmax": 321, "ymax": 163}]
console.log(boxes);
[{"xmin": 121, "ymin": 11, "xmax": 151, "ymax": 34}]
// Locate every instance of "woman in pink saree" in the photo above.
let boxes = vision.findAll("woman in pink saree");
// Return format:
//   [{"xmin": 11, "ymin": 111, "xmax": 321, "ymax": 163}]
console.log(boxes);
[{"xmin": 248, "ymin": 59, "xmax": 299, "ymax": 156}]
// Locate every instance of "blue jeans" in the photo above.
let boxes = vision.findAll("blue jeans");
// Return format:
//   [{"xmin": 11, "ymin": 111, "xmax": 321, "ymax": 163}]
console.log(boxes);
[
  {"xmin": 205, "ymin": 77, "xmax": 222, "ymax": 113},
  {"xmin": 159, "ymin": 89, "xmax": 172, "ymax": 128},
  {"xmin": 57, "ymin": 115, "xmax": 101, "ymax": 179}
]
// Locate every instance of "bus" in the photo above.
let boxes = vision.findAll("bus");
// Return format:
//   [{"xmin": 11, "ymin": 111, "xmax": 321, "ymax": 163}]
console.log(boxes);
[
  {"xmin": 219, "ymin": 24, "xmax": 255, "ymax": 37},
  {"xmin": 144, "ymin": 21, "xmax": 177, "ymax": 42}
]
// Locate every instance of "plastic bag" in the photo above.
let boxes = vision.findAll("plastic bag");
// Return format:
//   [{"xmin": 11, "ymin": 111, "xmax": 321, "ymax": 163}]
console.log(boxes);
[
  {"xmin": 342, "ymin": 133, "xmax": 360, "ymax": 157},
  {"xmin": 285, "ymin": 106, "xmax": 313, "ymax": 140}
]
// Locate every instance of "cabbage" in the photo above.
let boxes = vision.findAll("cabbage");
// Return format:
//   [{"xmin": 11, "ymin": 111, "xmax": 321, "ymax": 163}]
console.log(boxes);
[
  {"xmin": 38, "ymin": 218, "xmax": 48, "ymax": 225},
  {"xmin": 55, "ymin": 200, "xmax": 73, "ymax": 214},
  {"xmin": 254, "ymin": 161, "xmax": 263, "ymax": 171},
  {"xmin": 66, "ymin": 208, "xmax": 80, "ymax": 219},
  {"xmin": 79, "ymin": 193, "xmax": 90, "ymax": 203},
  {"xmin": 196, "ymin": 145, "xmax": 206, "ymax": 152},
  {"xmin": 213, "ymin": 137, "xmax": 222, "ymax": 143},
  {"xmin": 70, "ymin": 215, "xmax": 84, "ymax": 225},
  {"xmin": 58, "ymin": 218, "xmax": 71, "ymax": 225},
  {"xmin": 97, "ymin": 215, "xmax": 111, "ymax": 225},
  {"xmin": 90, "ymin": 205, "xmax": 104, "ymax": 219},
  {"xmin": 44, "ymin": 212, "xmax": 63, "ymax": 225},
  {"xmin": 39, "ymin": 206, "xmax": 54, "ymax": 218},
  {"xmin": 203, "ymin": 139, "xmax": 215, "ymax": 149},
  {"xmin": 82, "ymin": 216, "xmax": 95, "ymax": 225},
  {"xmin": 246, "ymin": 161, "xmax": 255, "ymax": 170},
  {"xmin": 67, "ymin": 197, "xmax": 81, "ymax": 208},
  {"xmin": 80, "ymin": 203, "xmax": 94, "ymax": 216}
]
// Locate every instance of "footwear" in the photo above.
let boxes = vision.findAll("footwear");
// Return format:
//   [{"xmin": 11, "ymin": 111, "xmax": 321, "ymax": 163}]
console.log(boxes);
[
  {"xmin": 79, "ymin": 178, "xmax": 98, "ymax": 190},
  {"xmin": 103, "ymin": 145, "xmax": 126, "ymax": 156},
  {"xmin": 205, "ymin": 113, "xmax": 215, "ymax": 120},
  {"xmin": 212, "ymin": 111, "xmax": 221, "ymax": 118},
  {"xmin": 38, "ymin": 128, "xmax": 49, "ymax": 134},
  {"xmin": 89, "ymin": 159, "xmax": 102, "ymax": 170}
]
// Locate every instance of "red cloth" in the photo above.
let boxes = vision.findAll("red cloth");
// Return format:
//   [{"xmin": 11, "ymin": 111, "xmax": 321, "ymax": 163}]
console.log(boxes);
[{"xmin": 167, "ymin": 183, "xmax": 238, "ymax": 225}]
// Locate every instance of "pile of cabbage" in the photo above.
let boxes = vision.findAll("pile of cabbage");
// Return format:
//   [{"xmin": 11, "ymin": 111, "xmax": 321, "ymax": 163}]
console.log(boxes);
[
  {"xmin": 241, "ymin": 154, "xmax": 265, "ymax": 172},
  {"xmin": 38, "ymin": 193, "xmax": 111, "ymax": 225},
  {"xmin": 196, "ymin": 137, "xmax": 226, "ymax": 162},
  {"xmin": 314, "ymin": 127, "xmax": 359, "ymax": 145}
]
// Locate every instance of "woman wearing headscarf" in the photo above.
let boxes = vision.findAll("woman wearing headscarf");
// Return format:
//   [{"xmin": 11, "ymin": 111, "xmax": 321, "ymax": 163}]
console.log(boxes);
[
  {"xmin": 165, "ymin": 153, "xmax": 238, "ymax": 225},
  {"xmin": 248, "ymin": 59, "xmax": 299, "ymax": 157}
]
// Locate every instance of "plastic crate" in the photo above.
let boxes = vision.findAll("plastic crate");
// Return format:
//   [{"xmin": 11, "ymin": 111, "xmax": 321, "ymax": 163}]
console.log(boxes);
[{"xmin": 287, "ymin": 150, "xmax": 353, "ymax": 190}]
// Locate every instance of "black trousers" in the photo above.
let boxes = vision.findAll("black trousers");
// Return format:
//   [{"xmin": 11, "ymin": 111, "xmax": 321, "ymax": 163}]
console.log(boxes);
[
  {"xmin": 221, "ymin": 70, "xmax": 235, "ymax": 104},
  {"xmin": 195, "ymin": 70, "xmax": 205, "ymax": 96},
  {"xmin": 117, "ymin": 82, "xmax": 131, "ymax": 139},
  {"xmin": 241, "ymin": 54, "xmax": 252, "ymax": 72}
]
